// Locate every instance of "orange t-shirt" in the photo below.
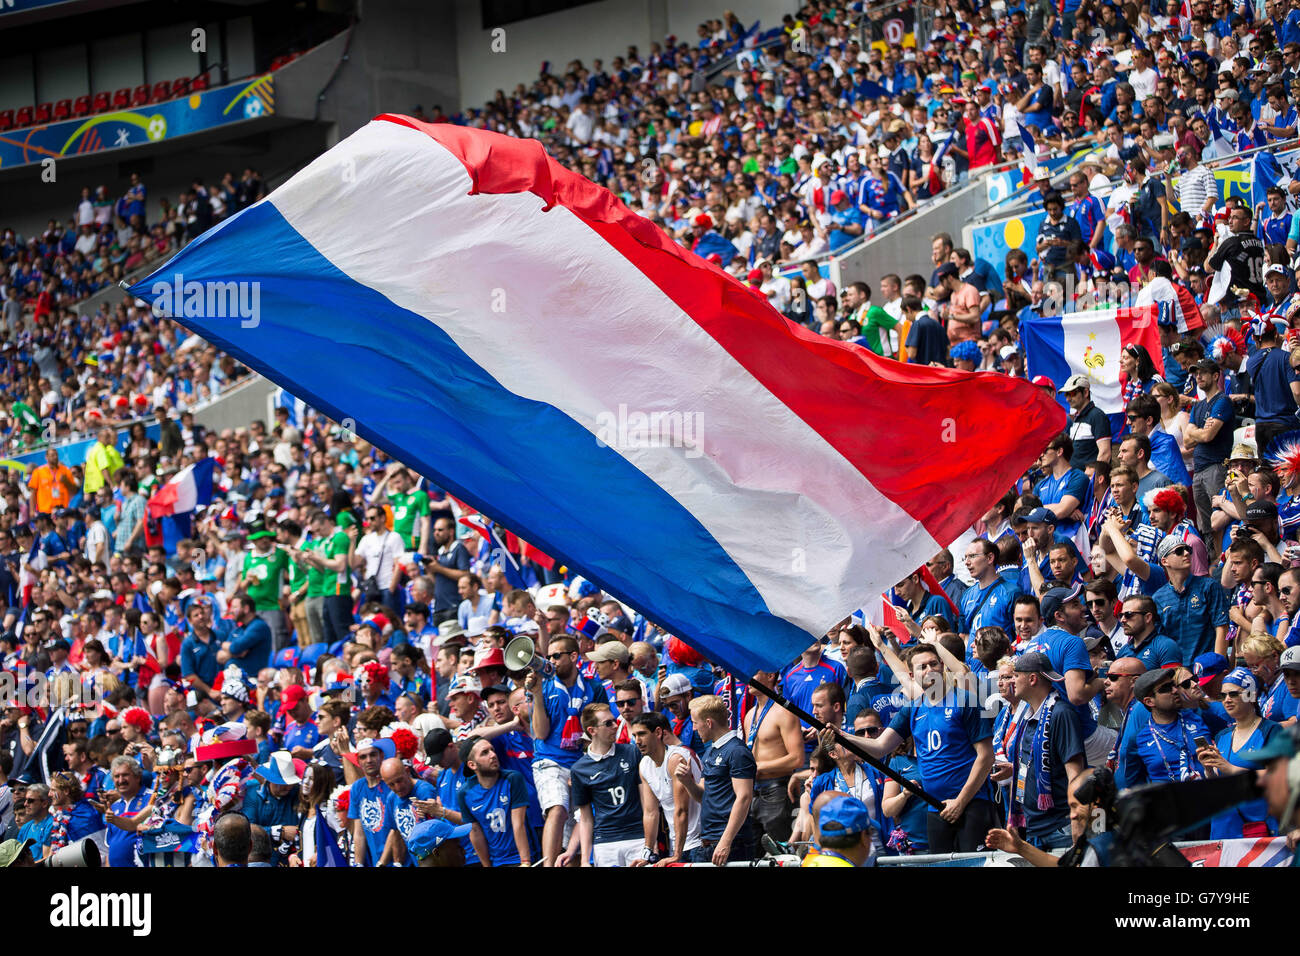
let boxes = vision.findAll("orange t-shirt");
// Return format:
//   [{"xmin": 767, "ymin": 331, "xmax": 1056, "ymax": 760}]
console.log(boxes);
[{"xmin": 28, "ymin": 463, "xmax": 76, "ymax": 514}]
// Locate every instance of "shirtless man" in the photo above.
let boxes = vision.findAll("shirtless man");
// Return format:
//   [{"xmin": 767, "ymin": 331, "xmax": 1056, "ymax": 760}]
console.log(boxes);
[{"xmin": 744, "ymin": 668, "xmax": 806, "ymax": 845}]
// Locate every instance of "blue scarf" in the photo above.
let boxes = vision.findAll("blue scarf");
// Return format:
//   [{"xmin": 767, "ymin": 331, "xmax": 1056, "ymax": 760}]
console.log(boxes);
[{"xmin": 1008, "ymin": 691, "xmax": 1060, "ymax": 827}]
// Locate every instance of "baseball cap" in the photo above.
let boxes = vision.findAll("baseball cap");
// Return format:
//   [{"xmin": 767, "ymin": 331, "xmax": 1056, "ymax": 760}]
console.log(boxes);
[
  {"xmin": 1189, "ymin": 357, "xmax": 1219, "ymax": 374},
  {"xmin": 830, "ymin": 189, "xmax": 847, "ymax": 204},
  {"xmin": 1244, "ymin": 500, "xmax": 1278, "ymax": 522},
  {"xmin": 1030, "ymin": 375, "xmax": 1056, "ymax": 390},
  {"xmin": 660, "ymin": 673, "xmax": 693, "ymax": 698},
  {"xmin": 1014, "ymin": 651, "xmax": 1064, "ymax": 682},
  {"xmin": 406, "ymin": 818, "xmax": 472, "ymax": 860},
  {"xmin": 586, "ymin": 641, "xmax": 631, "ymax": 664},
  {"xmin": 1134, "ymin": 668, "xmax": 1176, "ymax": 703},
  {"xmin": 1021, "ymin": 506, "xmax": 1056, "ymax": 525},
  {"xmin": 1059, "ymin": 374, "xmax": 1090, "ymax": 393},
  {"xmin": 817, "ymin": 794, "xmax": 872, "ymax": 841},
  {"xmin": 1039, "ymin": 584, "xmax": 1082, "ymax": 626},
  {"xmin": 1192, "ymin": 652, "xmax": 1230, "ymax": 686},
  {"xmin": 446, "ymin": 673, "xmax": 483, "ymax": 699},
  {"xmin": 1280, "ymin": 646, "xmax": 1300, "ymax": 672},
  {"xmin": 1264, "ymin": 262, "xmax": 1290, "ymax": 278},
  {"xmin": 1156, "ymin": 535, "xmax": 1192, "ymax": 561},
  {"xmin": 277, "ymin": 684, "xmax": 309, "ymax": 717},
  {"xmin": 935, "ymin": 263, "xmax": 959, "ymax": 279},
  {"xmin": 423, "ymin": 728, "xmax": 453, "ymax": 757},
  {"xmin": 354, "ymin": 737, "xmax": 398, "ymax": 760},
  {"xmin": 1081, "ymin": 625, "xmax": 1107, "ymax": 651}
]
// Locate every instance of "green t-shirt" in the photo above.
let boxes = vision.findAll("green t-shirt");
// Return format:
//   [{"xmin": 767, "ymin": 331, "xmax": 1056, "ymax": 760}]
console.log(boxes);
[
  {"xmin": 242, "ymin": 545, "xmax": 290, "ymax": 610},
  {"xmin": 859, "ymin": 305, "xmax": 899, "ymax": 357},
  {"xmin": 323, "ymin": 530, "xmax": 351, "ymax": 596},
  {"xmin": 388, "ymin": 489, "xmax": 430, "ymax": 548},
  {"xmin": 305, "ymin": 538, "xmax": 329, "ymax": 599}
]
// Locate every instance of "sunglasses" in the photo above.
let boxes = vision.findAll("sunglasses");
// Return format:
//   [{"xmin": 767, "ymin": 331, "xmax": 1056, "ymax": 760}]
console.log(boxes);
[
  {"xmin": 1104, "ymin": 672, "xmax": 1137, "ymax": 681},
  {"xmin": 597, "ymin": 718, "xmax": 618, "ymax": 728},
  {"xmin": 1177, "ymin": 678, "xmax": 1197, "ymax": 690},
  {"xmin": 615, "ymin": 698, "xmax": 640, "ymax": 708},
  {"xmin": 1119, "ymin": 610, "xmax": 1147, "ymax": 619},
  {"xmin": 1086, "ymin": 597, "xmax": 1109, "ymax": 606},
  {"xmin": 546, "ymin": 652, "xmax": 571, "ymax": 660},
  {"xmin": 1224, "ymin": 689, "xmax": 1247, "ymax": 699},
  {"xmin": 1167, "ymin": 546, "xmax": 1191, "ymax": 557}
]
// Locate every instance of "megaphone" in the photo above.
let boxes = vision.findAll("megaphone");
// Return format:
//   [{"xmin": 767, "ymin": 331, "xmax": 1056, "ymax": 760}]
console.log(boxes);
[
  {"xmin": 504, "ymin": 635, "xmax": 554, "ymax": 677},
  {"xmin": 38, "ymin": 837, "xmax": 101, "ymax": 868}
]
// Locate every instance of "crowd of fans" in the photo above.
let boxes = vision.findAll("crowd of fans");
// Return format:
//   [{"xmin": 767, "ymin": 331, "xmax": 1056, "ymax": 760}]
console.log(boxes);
[
  {"xmin": 3, "ymin": 0, "xmax": 1300, "ymax": 869},
  {"xmin": 1, "ymin": 169, "xmax": 266, "ymax": 453}
]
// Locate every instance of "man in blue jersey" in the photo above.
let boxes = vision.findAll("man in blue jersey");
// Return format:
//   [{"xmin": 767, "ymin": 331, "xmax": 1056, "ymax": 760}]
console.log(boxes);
[
  {"xmin": 347, "ymin": 737, "xmax": 393, "ymax": 866},
  {"xmin": 218, "ymin": 594, "xmax": 272, "ymax": 678},
  {"xmin": 421, "ymin": 728, "xmax": 479, "ymax": 866},
  {"xmin": 841, "ymin": 643, "xmax": 995, "ymax": 852},
  {"xmin": 1023, "ymin": 585, "xmax": 1113, "ymax": 766},
  {"xmin": 488, "ymin": 686, "xmax": 544, "ymax": 840},
  {"xmin": 678, "ymin": 694, "xmax": 756, "ymax": 864},
  {"xmin": 1005, "ymin": 653, "xmax": 1087, "ymax": 849},
  {"xmin": 891, "ymin": 570, "xmax": 956, "ymax": 630},
  {"xmin": 380, "ymin": 756, "xmax": 438, "ymax": 866},
  {"xmin": 524, "ymin": 634, "xmax": 607, "ymax": 866},
  {"xmin": 1132, "ymin": 669, "xmax": 1210, "ymax": 783},
  {"xmin": 561, "ymin": 703, "xmax": 643, "ymax": 867},
  {"xmin": 960, "ymin": 538, "xmax": 1016, "ymax": 635},
  {"xmin": 927, "ymin": 549, "xmax": 968, "ymax": 609},
  {"xmin": 782, "ymin": 640, "xmax": 847, "ymax": 747},
  {"xmin": 1034, "ymin": 435, "xmax": 1090, "ymax": 540},
  {"xmin": 458, "ymin": 737, "xmax": 532, "ymax": 867},
  {"xmin": 1114, "ymin": 595, "xmax": 1183, "ymax": 671}
]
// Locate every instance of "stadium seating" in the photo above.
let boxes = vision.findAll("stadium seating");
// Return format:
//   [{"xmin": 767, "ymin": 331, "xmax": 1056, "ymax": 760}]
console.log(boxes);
[
  {"xmin": 132, "ymin": 84, "xmax": 152, "ymax": 106},
  {"xmin": 192, "ymin": 73, "xmax": 210, "ymax": 92},
  {"xmin": 53, "ymin": 99, "xmax": 72, "ymax": 121},
  {"xmin": 0, "ymin": 110, "xmax": 12, "ymax": 131},
  {"xmin": 111, "ymin": 87, "xmax": 131, "ymax": 109},
  {"xmin": 15, "ymin": 106, "xmax": 33, "ymax": 127},
  {"xmin": 34, "ymin": 103, "xmax": 52, "ymax": 124},
  {"xmin": 92, "ymin": 91, "xmax": 111, "ymax": 113},
  {"xmin": 171, "ymin": 76, "xmax": 190, "ymax": 96},
  {"xmin": 72, "ymin": 95, "xmax": 91, "ymax": 117},
  {"xmin": 151, "ymin": 80, "xmax": 171, "ymax": 102}
]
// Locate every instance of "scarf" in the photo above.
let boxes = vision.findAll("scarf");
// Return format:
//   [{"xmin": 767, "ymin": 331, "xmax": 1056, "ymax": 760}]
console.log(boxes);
[
  {"xmin": 1148, "ymin": 712, "xmax": 1204, "ymax": 781},
  {"xmin": 48, "ymin": 806, "xmax": 72, "ymax": 852},
  {"xmin": 1008, "ymin": 690, "xmax": 1061, "ymax": 828}
]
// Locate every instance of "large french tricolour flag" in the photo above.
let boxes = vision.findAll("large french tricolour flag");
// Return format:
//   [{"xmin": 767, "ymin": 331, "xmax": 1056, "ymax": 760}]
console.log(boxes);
[
  {"xmin": 1022, "ymin": 305, "xmax": 1161, "ymax": 430},
  {"xmin": 128, "ymin": 117, "xmax": 1063, "ymax": 677}
]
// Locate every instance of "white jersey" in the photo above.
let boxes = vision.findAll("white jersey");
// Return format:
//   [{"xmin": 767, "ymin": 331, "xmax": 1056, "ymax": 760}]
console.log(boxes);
[{"xmin": 640, "ymin": 744, "xmax": 703, "ymax": 854}]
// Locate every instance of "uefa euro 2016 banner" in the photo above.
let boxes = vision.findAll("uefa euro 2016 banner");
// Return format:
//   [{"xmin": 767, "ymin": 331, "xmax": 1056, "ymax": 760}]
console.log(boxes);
[
  {"xmin": 0, "ymin": 75, "xmax": 273, "ymax": 171},
  {"xmin": 129, "ymin": 116, "xmax": 1063, "ymax": 677}
]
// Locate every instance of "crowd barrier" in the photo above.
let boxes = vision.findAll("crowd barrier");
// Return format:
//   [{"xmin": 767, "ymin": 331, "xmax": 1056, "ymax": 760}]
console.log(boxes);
[{"xmin": 876, "ymin": 837, "xmax": 1294, "ymax": 867}]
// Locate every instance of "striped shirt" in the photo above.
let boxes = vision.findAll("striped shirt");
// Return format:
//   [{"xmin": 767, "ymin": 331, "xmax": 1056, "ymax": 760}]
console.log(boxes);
[{"xmin": 1176, "ymin": 164, "xmax": 1215, "ymax": 219}]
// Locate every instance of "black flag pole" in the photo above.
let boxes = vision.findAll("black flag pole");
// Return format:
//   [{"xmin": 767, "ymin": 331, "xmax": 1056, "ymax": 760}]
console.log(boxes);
[{"xmin": 743, "ymin": 675, "xmax": 945, "ymax": 812}]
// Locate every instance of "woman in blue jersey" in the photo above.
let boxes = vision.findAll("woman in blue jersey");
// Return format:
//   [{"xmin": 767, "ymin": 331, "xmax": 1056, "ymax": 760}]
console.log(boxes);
[{"xmin": 1196, "ymin": 668, "xmax": 1284, "ymax": 840}]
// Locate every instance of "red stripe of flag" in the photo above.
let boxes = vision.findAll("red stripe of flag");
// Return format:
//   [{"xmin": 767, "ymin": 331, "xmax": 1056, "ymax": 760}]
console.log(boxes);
[{"xmin": 397, "ymin": 118, "xmax": 1065, "ymax": 548}]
